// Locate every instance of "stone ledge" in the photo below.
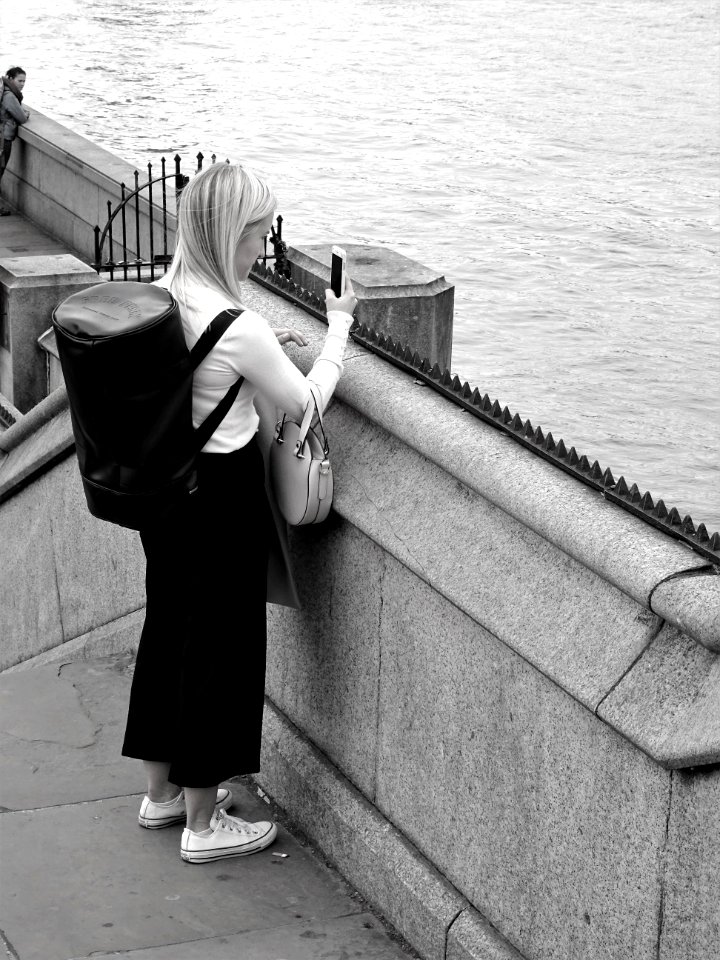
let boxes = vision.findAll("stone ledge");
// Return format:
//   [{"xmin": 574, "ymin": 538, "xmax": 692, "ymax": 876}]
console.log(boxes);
[
  {"xmin": 447, "ymin": 909, "xmax": 526, "ymax": 960},
  {"xmin": 236, "ymin": 281, "xmax": 717, "ymax": 651},
  {"xmin": 0, "ymin": 253, "xmax": 97, "ymax": 288},
  {"xmin": 597, "ymin": 624, "xmax": 720, "ymax": 768},
  {"xmin": 17, "ymin": 108, "xmax": 141, "ymax": 199},
  {"xmin": 650, "ymin": 572, "xmax": 720, "ymax": 653},
  {"xmin": 0, "ymin": 385, "xmax": 69, "ymax": 453},
  {"xmin": 0, "ymin": 389, "xmax": 74, "ymax": 503},
  {"xmin": 324, "ymin": 403, "xmax": 660, "ymax": 713},
  {"xmin": 256, "ymin": 700, "xmax": 526, "ymax": 960}
]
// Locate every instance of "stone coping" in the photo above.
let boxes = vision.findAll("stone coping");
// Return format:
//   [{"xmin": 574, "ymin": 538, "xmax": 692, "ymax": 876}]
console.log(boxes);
[
  {"xmin": 0, "ymin": 392, "xmax": 22, "ymax": 429},
  {"xmin": 0, "ymin": 386, "xmax": 69, "ymax": 454},
  {"xmin": 17, "ymin": 107, "xmax": 144, "ymax": 199},
  {"xmin": 1, "ymin": 276, "xmax": 717, "ymax": 658}
]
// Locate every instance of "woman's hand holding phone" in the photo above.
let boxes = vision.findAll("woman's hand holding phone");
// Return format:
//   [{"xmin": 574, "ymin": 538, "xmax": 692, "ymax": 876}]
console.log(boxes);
[{"xmin": 325, "ymin": 277, "xmax": 357, "ymax": 317}]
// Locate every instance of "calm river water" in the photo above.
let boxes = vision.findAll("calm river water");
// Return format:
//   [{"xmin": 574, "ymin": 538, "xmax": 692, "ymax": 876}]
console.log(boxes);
[{"xmin": 3, "ymin": 0, "xmax": 719, "ymax": 527}]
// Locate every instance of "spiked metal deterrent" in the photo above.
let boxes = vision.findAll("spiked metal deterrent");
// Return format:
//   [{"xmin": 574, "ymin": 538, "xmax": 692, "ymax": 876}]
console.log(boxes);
[{"xmin": 247, "ymin": 258, "xmax": 720, "ymax": 566}]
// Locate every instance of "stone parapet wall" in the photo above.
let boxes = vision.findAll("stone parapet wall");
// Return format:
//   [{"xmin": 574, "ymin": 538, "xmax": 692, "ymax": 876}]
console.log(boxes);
[
  {"xmin": 3, "ymin": 108, "xmax": 175, "ymax": 264},
  {"xmin": 1, "ymin": 275, "xmax": 718, "ymax": 960}
]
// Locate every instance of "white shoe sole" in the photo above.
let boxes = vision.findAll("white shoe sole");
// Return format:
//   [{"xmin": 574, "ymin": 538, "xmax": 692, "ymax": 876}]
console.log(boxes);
[
  {"xmin": 181, "ymin": 822, "xmax": 278, "ymax": 863},
  {"xmin": 139, "ymin": 790, "xmax": 233, "ymax": 830}
]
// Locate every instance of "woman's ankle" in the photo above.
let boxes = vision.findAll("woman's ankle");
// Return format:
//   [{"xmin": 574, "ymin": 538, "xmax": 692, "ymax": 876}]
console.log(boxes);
[{"xmin": 148, "ymin": 784, "xmax": 181, "ymax": 803}]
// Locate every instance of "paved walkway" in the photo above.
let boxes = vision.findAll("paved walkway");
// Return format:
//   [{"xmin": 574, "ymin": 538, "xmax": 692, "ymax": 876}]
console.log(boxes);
[
  {"xmin": 0, "ymin": 654, "xmax": 417, "ymax": 960},
  {"xmin": 0, "ymin": 208, "xmax": 72, "ymax": 260}
]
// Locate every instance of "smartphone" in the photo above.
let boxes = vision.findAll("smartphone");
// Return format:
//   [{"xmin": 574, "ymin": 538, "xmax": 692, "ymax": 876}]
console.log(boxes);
[{"xmin": 330, "ymin": 246, "xmax": 347, "ymax": 298}]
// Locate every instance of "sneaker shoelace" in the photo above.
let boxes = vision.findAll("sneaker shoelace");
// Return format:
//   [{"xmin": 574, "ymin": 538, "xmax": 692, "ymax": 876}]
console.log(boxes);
[{"xmin": 215, "ymin": 810, "xmax": 259, "ymax": 836}]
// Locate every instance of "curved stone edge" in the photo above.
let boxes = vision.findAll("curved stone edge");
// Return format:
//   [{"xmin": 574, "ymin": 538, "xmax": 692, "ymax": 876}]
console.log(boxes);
[
  {"xmin": 597, "ymin": 624, "xmax": 720, "ymax": 768},
  {"xmin": 0, "ymin": 388, "xmax": 74, "ymax": 505},
  {"xmin": 256, "ymin": 699, "xmax": 526, "ymax": 960},
  {"xmin": 0, "ymin": 391, "xmax": 22, "ymax": 428},
  {"xmin": 650, "ymin": 574, "xmax": 720, "ymax": 653},
  {"xmin": 447, "ymin": 910, "xmax": 526, "ymax": 960},
  {"xmin": 0, "ymin": 385, "xmax": 69, "ymax": 453}
]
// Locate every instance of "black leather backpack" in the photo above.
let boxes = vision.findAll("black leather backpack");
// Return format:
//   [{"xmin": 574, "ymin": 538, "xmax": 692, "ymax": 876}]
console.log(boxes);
[{"xmin": 52, "ymin": 280, "xmax": 244, "ymax": 530}]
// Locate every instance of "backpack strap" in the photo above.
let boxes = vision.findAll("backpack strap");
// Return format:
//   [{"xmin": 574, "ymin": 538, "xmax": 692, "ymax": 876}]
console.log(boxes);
[
  {"xmin": 191, "ymin": 308, "xmax": 246, "ymax": 453},
  {"xmin": 189, "ymin": 307, "xmax": 244, "ymax": 369}
]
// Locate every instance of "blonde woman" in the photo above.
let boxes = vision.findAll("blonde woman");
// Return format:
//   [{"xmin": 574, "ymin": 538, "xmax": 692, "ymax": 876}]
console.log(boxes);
[{"xmin": 121, "ymin": 163, "xmax": 356, "ymax": 863}]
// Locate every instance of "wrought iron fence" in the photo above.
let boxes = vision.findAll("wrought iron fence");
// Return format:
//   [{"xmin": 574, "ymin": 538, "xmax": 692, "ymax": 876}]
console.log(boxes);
[{"xmin": 92, "ymin": 152, "xmax": 289, "ymax": 281}]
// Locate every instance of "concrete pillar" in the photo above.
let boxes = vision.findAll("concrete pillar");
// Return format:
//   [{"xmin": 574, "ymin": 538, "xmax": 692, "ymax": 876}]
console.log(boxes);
[
  {"xmin": 286, "ymin": 244, "xmax": 454, "ymax": 371},
  {"xmin": 0, "ymin": 255, "xmax": 100, "ymax": 413}
]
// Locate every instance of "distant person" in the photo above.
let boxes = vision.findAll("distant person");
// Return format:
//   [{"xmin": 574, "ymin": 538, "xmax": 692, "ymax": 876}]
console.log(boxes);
[{"xmin": 0, "ymin": 66, "xmax": 29, "ymax": 216}]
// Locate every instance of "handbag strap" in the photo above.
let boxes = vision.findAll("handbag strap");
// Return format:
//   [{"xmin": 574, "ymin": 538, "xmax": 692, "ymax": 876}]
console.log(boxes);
[
  {"xmin": 296, "ymin": 383, "xmax": 329, "ymax": 455},
  {"xmin": 191, "ymin": 308, "xmax": 246, "ymax": 453}
]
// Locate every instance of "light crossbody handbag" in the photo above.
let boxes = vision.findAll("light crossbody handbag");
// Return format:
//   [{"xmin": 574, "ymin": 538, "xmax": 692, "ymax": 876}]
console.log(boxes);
[{"xmin": 270, "ymin": 384, "xmax": 333, "ymax": 526}]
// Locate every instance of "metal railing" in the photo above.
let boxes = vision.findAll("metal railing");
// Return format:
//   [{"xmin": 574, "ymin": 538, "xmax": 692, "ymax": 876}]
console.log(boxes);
[{"xmin": 92, "ymin": 153, "xmax": 289, "ymax": 280}]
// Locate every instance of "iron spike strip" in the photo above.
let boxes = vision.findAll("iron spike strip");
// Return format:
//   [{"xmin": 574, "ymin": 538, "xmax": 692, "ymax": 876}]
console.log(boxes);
[{"xmin": 246, "ymin": 256, "xmax": 719, "ymax": 564}]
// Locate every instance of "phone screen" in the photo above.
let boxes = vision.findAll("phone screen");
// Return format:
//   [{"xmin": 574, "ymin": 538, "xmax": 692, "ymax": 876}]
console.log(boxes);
[{"xmin": 330, "ymin": 246, "xmax": 347, "ymax": 298}]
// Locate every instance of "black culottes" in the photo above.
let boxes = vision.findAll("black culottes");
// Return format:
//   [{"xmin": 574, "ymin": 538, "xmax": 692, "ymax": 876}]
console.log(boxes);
[{"xmin": 122, "ymin": 439, "xmax": 271, "ymax": 787}]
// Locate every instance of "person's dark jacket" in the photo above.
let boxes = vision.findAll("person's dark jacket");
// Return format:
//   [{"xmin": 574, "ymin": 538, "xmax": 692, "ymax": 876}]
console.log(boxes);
[{"xmin": 1, "ymin": 78, "xmax": 29, "ymax": 142}]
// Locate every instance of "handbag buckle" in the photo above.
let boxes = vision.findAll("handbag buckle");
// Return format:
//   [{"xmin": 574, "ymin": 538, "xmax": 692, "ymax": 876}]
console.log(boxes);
[{"xmin": 320, "ymin": 459, "xmax": 330, "ymax": 475}]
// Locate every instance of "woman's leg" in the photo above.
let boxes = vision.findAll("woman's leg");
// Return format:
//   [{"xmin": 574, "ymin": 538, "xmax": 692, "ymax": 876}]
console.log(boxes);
[
  {"xmin": 185, "ymin": 786, "xmax": 219, "ymax": 833},
  {"xmin": 143, "ymin": 760, "xmax": 180, "ymax": 803}
]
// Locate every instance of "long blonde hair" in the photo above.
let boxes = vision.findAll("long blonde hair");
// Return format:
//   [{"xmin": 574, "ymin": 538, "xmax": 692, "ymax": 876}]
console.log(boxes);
[{"xmin": 166, "ymin": 163, "xmax": 276, "ymax": 303}]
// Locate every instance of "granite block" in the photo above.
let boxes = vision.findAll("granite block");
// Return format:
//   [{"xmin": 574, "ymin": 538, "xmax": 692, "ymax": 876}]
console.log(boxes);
[
  {"xmin": 50, "ymin": 456, "xmax": 146, "ymax": 641},
  {"xmin": 266, "ymin": 520, "xmax": 384, "ymax": 799},
  {"xmin": 447, "ymin": 909, "xmax": 526, "ymax": 960},
  {"xmin": 597, "ymin": 625, "xmax": 720, "ymax": 768},
  {"xmin": 375, "ymin": 558, "xmax": 669, "ymax": 960},
  {"xmin": 325, "ymin": 402, "xmax": 659, "ymax": 711},
  {"xmin": 0, "ymin": 253, "xmax": 99, "ymax": 411},
  {"xmin": 651, "ymin": 572, "xmax": 720, "ymax": 653},
  {"xmin": 0, "ymin": 480, "xmax": 64, "ymax": 668},
  {"xmin": 258, "ymin": 700, "xmax": 467, "ymax": 960},
  {"xmin": 661, "ymin": 766, "xmax": 720, "ymax": 960}
]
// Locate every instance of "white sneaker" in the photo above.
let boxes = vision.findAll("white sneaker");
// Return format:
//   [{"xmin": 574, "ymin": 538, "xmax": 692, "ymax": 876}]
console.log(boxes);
[
  {"xmin": 138, "ymin": 787, "xmax": 233, "ymax": 829},
  {"xmin": 181, "ymin": 809, "xmax": 278, "ymax": 863}
]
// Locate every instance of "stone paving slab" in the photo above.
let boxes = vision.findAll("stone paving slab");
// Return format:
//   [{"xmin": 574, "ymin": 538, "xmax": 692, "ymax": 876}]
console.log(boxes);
[
  {"xmin": 0, "ymin": 209, "xmax": 71, "ymax": 259},
  {"xmin": 0, "ymin": 655, "xmax": 140, "ymax": 808},
  {"xmin": 1, "ymin": 794, "xmax": 370, "ymax": 960},
  {"xmin": 0, "ymin": 656, "xmax": 417, "ymax": 960},
  {"xmin": 68, "ymin": 912, "xmax": 401, "ymax": 959}
]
